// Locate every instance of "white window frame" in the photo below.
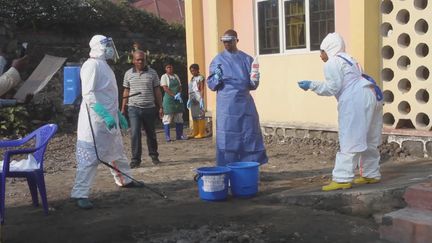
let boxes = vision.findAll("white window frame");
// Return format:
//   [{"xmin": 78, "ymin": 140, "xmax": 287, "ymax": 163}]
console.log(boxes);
[{"xmin": 254, "ymin": 0, "xmax": 333, "ymax": 56}]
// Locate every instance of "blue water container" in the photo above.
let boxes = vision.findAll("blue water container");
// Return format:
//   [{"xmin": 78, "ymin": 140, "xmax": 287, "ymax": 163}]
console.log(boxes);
[
  {"xmin": 63, "ymin": 64, "xmax": 81, "ymax": 104},
  {"xmin": 227, "ymin": 162, "xmax": 260, "ymax": 198},
  {"xmin": 195, "ymin": 166, "xmax": 231, "ymax": 201}
]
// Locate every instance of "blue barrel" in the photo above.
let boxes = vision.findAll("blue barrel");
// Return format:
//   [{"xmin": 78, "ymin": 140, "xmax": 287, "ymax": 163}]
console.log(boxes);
[
  {"xmin": 227, "ymin": 162, "xmax": 260, "ymax": 198},
  {"xmin": 195, "ymin": 166, "xmax": 231, "ymax": 201},
  {"xmin": 63, "ymin": 64, "xmax": 81, "ymax": 104}
]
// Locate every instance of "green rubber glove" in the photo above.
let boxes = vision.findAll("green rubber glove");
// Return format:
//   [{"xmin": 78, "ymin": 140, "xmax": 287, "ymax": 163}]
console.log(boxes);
[
  {"xmin": 118, "ymin": 111, "xmax": 129, "ymax": 129},
  {"xmin": 92, "ymin": 103, "xmax": 117, "ymax": 130}
]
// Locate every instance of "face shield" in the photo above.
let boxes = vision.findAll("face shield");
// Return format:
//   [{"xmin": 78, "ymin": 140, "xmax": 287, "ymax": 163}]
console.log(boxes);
[{"xmin": 100, "ymin": 37, "xmax": 119, "ymax": 61}]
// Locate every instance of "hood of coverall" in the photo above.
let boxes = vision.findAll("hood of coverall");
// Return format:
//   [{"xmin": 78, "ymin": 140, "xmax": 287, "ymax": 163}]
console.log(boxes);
[
  {"xmin": 320, "ymin": 33, "xmax": 346, "ymax": 57},
  {"xmin": 89, "ymin": 34, "xmax": 107, "ymax": 59}
]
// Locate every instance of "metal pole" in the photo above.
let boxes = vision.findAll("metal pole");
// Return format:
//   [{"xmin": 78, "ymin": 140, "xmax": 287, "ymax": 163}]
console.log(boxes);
[
  {"xmin": 85, "ymin": 104, "xmax": 167, "ymax": 199},
  {"xmin": 122, "ymin": 92, "xmax": 141, "ymax": 99},
  {"xmin": 154, "ymin": 0, "xmax": 161, "ymax": 18},
  {"xmin": 177, "ymin": 0, "xmax": 183, "ymax": 18}
]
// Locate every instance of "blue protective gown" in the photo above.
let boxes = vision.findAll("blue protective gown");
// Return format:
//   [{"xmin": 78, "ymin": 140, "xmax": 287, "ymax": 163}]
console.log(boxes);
[{"xmin": 208, "ymin": 50, "xmax": 268, "ymax": 166}]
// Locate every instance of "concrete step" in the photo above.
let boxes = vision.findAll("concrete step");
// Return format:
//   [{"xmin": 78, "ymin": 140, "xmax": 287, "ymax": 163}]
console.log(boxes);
[
  {"xmin": 404, "ymin": 181, "xmax": 432, "ymax": 211},
  {"xmin": 261, "ymin": 183, "xmax": 407, "ymax": 217},
  {"xmin": 380, "ymin": 207, "xmax": 432, "ymax": 243},
  {"xmin": 261, "ymin": 160, "xmax": 432, "ymax": 217}
]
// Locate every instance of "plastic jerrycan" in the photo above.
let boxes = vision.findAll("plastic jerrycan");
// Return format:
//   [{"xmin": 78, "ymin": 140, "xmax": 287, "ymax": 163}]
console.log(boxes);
[{"xmin": 63, "ymin": 63, "xmax": 81, "ymax": 105}]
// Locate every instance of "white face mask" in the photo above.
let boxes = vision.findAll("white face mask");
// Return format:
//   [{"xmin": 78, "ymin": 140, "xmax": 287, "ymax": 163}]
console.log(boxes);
[{"xmin": 105, "ymin": 47, "xmax": 115, "ymax": 60}]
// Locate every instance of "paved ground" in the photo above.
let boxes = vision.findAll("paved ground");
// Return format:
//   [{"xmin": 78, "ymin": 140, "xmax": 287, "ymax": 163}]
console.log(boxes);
[
  {"xmin": 1, "ymin": 128, "xmax": 430, "ymax": 242},
  {"xmin": 265, "ymin": 159, "xmax": 432, "ymax": 218}
]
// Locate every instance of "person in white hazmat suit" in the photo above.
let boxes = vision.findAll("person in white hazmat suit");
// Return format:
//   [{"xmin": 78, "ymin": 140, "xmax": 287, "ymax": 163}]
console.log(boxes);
[
  {"xmin": 297, "ymin": 33, "xmax": 383, "ymax": 191},
  {"xmin": 71, "ymin": 35, "xmax": 143, "ymax": 209}
]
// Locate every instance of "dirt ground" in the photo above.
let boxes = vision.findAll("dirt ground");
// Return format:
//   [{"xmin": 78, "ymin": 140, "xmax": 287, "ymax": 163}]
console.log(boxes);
[{"xmin": 1, "ymin": 127, "xmax": 396, "ymax": 243}]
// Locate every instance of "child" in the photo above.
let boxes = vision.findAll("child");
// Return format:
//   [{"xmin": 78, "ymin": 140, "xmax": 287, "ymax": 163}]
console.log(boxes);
[
  {"xmin": 187, "ymin": 64, "xmax": 206, "ymax": 138},
  {"xmin": 160, "ymin": 63, "xmax": 187, "ymax": 142}
]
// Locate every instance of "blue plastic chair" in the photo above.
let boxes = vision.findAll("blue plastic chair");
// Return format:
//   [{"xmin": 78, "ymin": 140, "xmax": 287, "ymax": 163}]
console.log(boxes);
[{"xmin": 0, "ymin": 124, "xmax": 58, "ymax": 224}]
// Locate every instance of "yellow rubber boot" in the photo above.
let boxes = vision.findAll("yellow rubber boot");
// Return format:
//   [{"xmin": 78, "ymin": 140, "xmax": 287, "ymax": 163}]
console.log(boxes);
[
  {"xmin": 322, "ymin": 181, "xmax": 352, "ymax": 191},
  {"xmin": 194, "ymin": 119, "xmax": 206, "ymax": 139},
  {"xmin": 189, "ymin": 120, "xmax": 199, "ymax": 138},
  {"xmin": 353, "ymin": 177, "xmax": 380, "ymax": 185}
]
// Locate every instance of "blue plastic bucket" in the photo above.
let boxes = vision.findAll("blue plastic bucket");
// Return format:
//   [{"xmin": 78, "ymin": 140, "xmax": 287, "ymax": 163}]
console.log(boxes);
[
  {"xmin": 226, "ymin": 162, "xmax": 260, "ymax": 198},
  {"xmin": 195, "ymin": 166, "xmax": 231, "ymax": 201}
]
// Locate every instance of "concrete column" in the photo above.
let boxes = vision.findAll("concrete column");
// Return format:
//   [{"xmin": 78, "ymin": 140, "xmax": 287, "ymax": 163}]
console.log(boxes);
[
  {"xmin": 349, "ymin": 0, "xmax": 380, "ymax": 85},
  {"xmin": 204, "ymin": 0, "xmax": 233, "ymax": 121},
  {"xmin": 193, "ymin": 0, "xmax": 233, "ymax": 138},
  {"xmin": 185, "ymin": 0, "xmax": 205, "ymax": 75},
  {"xmin": 185, "ymin": 0, "xmax": 205, "ymax": 128},
  {"xmin": 185, "ymin": 0, "xmax": 234, "ymax": 137}
]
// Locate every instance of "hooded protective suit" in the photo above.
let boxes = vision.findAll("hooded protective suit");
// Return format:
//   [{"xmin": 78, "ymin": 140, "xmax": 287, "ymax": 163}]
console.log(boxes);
[
  {"xmin": 208, "ymin": 50, "xmax": 268, "ymax": 166},
  {"xmin": 71, "ymin": 35, "xmax": 132, "ymax": 199},
  {"xmin": 309, "ymin": 33, "xmax": 383, "ymax": 182}
]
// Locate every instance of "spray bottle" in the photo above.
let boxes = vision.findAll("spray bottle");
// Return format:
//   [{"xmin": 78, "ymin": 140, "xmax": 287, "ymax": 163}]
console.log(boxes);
[{"xmin": 250, "ymin": 56, "xmax": 259, "ymax": 83}]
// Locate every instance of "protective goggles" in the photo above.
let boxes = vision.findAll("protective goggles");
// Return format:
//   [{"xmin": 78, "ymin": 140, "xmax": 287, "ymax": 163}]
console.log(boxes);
[{"xmin": 220, "ymin": 35, "xmax": 237, "ymax": 42}]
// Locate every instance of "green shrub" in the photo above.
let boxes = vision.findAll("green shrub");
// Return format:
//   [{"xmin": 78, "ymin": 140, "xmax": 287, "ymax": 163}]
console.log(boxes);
[
  {"xmin": 0, "ymin": 0, "xmax": 184, "ymax": 39},
  {"xmin": 0, "ymin": 106, "xmax": 32, "ymax": 137},
  {"xmin": 0, "ymin": 0, "xmax": 187, "ymax": 130}
]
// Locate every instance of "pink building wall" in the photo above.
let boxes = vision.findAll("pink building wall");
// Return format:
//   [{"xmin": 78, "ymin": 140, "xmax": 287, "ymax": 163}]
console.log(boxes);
[
  {"xmin": 335, "ymin": 0, "xmax": 351, "ymax": 51},
  {"xmin": 231, "ymin": 0, "xmax": 350, "ymax": 55},
  {"xmin": 202, "ymin": 0, "xmax": 211, "ymax": 77},
  {"xmin": 233, "ymin": 1, "xmax": 255, "ymax": 56},
  {"xmin": 131, "ymin": 0, "xmax": 185, "ymax": 24}
]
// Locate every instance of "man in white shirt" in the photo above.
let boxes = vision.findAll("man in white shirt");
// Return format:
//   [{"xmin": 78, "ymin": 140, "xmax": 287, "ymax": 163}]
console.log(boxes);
[{"xmin": 0, "ymin": 55, "xmax": 32, "ymax": 106}]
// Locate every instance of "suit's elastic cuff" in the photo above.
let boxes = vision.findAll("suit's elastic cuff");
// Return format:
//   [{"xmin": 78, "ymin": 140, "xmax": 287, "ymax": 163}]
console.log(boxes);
[{"xmin": 309, "ymin": 81, "xmax": 318, "ymax": 91}]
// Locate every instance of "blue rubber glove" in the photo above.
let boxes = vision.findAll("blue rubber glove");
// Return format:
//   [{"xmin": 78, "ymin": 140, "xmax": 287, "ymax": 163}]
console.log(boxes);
[
  {"xmin": 92, "ymin": 103, "xmax": 117, "ymax": 130},
  {"xmin": 199, "ymin": 99, "xmax": 205, "ymax": 110},
  {"xmin": 186, "ymin": 99, "xmax": 192, "ymax": 109},
  {"xmin": 118, "ymin": 111, "xmax": 128, "ymax": 130},
  {"xmin": 298, "ymin": 80, "xmax": 312, "ymax": 91},
  {"xmin": 174, "ymin": 92, "xmax": 183, "ymax": 103},
  {"xmin": 214, "ymin": 64, "xmax": 223, "ymax": 81}
]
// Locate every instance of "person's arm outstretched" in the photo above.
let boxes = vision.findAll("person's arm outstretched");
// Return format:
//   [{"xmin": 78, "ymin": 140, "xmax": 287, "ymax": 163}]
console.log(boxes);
[{"xmin": 309, "ymin": 60, "xmax": 343, "ymax": 96}]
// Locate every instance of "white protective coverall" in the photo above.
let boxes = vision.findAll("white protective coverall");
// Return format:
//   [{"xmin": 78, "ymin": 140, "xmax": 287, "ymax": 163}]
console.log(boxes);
[
  {"xmin": 0, "ymin": 67, "xmax": 21, "ymax": 96},
  {"xmin": 310, "ymin": 33, "xmax": 383, "ymax": 183},
  {"xmin": 71, "ymin": 35, "xmax": 132, "ymax": 199},
  {"xmin": 0, "ymin": 55, "xmax": 7, "ymax": 75}
]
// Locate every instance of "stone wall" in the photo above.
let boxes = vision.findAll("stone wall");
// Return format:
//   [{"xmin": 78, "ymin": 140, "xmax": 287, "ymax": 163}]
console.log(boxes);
[{"xmin": 261, "ymin": 124, "xmax": 430, "ymax": 159}]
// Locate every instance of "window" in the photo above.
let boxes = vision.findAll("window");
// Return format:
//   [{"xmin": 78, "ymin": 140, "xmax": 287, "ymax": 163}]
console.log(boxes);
[
  {"xmin": 285, "ymin": 0, "xmax": 305, "ymax": 49},
  {"xmin": 309, "ymin": 0, "xmax": 335, "ymax": 50},
  {"xmin": 256, "ymin": 0, "xmax": 335, "ymax": 54},
  {"xmin": 258, "ymin": 1, "xmax": 280, "ymax": 54}
]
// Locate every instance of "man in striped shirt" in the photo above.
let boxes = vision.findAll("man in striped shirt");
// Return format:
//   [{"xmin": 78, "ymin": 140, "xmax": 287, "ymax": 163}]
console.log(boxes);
[{"xmin": 121, "ymin": 50, "xmax": 163, "ymax": 168}]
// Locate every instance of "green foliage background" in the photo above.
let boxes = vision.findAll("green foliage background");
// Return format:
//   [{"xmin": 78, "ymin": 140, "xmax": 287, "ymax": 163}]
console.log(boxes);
[
  {"xmin": 0, "ymin": 0, "xmax": 187, "ymax": 136},
  {"xmin": 0, "ymin": 106, "xmax": 30, "ymax": 138},
  {"xmin": 0, "ymin": 0, "xmax": 184, "ymax": 40}
]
